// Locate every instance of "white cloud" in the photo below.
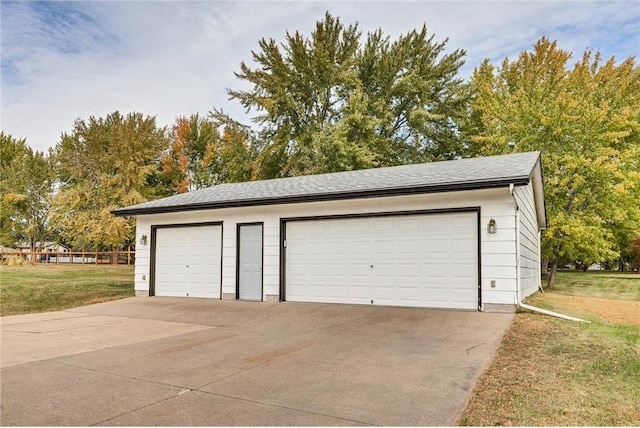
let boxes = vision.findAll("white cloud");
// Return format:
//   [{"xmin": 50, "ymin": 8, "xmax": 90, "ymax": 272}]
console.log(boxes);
[{"xmin": 1, "ymin": 0, "xmax": 638, "ymax": 152}]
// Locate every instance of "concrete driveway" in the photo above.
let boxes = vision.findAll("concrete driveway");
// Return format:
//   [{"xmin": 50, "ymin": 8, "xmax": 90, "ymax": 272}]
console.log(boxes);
[{"xmin": 1, "ymin": 298, "xmax": 513, "ymax": 426}]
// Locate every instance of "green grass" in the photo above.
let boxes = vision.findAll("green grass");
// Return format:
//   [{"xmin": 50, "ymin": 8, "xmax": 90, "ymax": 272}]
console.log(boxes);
[
  {"xmin": 0, "ymin": 264, "xmax": 134, "ymax": 316},
  {"xmin": 550, "ymin": 270, "xmax": 640, "ymax": 300},
  {"xmin": 460, "ymin": 271, "xmax": 640, "ymax": 426}
]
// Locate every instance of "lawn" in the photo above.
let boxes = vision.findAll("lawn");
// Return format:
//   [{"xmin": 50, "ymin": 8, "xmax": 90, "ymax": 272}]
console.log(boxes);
[
  {"xmin": 0, "ymin": 264, "xmax": 134, "ymax": 316},
  {"xmin": 459, "ymin": 270, "xmax": 640, "ymax": 426}
]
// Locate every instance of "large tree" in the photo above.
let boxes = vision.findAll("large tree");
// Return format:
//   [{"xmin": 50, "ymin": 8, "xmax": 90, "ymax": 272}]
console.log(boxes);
[
  {"xmin": 217, "ymin": 12, "xmax": 469, "ymax": 177},
  {"xmin": 161, "ymin": 114, "xmax": 257, "ymax": 193},
  {"xmin": 468, "ymin": 38, "xmax": 640, "ymax": 287},
  {"xmin": 0, "ymin": 132, "xmax": 53, "ymax": 250},
  {"xmin": 50, "ymin": 112, "xmax": 169, "ymax": 250}
]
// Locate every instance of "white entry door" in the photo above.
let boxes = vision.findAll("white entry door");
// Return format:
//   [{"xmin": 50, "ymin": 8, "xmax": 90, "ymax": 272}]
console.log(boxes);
[
  {"xmin": 154, "ymin": 224, "xmax": 222, "ymax": 298},
  {"xmin": 285, "ymin": 212, "xmax": 478, "ymax": 309},
  {"xmin": 238, "ymin": 224, "xmax": 263, "ymax": 300}
]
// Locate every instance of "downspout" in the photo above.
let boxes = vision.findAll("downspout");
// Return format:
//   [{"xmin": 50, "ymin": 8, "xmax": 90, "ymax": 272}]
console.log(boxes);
[
  {"xmin": 509, "ymin": 183, "xmax": 586, "ymax": 323},
  {"xmin": 538, "ymin": 231, "xmax": 544, "ymax": 293}
]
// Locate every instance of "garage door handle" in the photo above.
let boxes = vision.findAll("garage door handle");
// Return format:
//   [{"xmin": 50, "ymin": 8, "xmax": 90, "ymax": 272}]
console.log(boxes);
[
  {"xmin": 186, "ymin": 265, "xmax": 189, "ymax": 268},
  {"xmin": 370, "ymin": 264, "xmax": 373, "ymax": 268}
]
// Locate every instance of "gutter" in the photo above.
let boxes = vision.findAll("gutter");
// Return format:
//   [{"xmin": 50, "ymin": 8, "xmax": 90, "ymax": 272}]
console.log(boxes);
[{"xmin": 509, "ymin": 183, "xmax": 586, "ymax": 323}]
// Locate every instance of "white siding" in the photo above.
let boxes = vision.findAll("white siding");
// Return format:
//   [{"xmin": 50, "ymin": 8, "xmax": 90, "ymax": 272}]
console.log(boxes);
[
  {"xmin": 514, "ymin": 184, "xmax": 542, "ymax": 299},
  {"xmin": 133, "ymin": 186, "xmax": 528, "ymax": 307}
]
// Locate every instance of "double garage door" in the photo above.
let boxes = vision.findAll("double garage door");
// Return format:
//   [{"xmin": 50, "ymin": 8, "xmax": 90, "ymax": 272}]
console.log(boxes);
[{"xmin": 285, "ymin": 211, "xmax": 479, "ymax": 310}]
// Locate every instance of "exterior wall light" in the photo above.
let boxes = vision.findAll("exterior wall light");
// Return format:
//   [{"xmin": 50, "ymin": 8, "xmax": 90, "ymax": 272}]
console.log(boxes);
[
  {"xmin": 487, "ymin": 218, "xmax": 497, "ymax": 234},
  {"xmin": 140, "ymin": 234, "xmax": 148, "ymax": 245}
]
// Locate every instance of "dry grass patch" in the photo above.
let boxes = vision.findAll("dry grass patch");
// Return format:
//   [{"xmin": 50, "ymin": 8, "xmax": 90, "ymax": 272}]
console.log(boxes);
[
  {"xmin": 460, "ymin": 271, "xmax": 640, "ymax": 426},
  {"xmin": 460, "ymin": 313, "xmax": 640, "ymax": 426},
  {"xmin": 528, "ymin": 293, "xmax": 640, "ymax": 325}
]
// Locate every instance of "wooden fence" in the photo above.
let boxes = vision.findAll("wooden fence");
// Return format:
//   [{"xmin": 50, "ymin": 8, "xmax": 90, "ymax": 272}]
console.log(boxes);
[{"xmin": 0, "ymin": 250, "xmax": 135, "ymax": 265}]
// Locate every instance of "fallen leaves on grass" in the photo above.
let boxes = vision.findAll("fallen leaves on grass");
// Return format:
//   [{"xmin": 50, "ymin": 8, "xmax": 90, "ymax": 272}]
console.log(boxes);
[
  {"xmin": 539, "ymin": 294, "xmax": 640, "ymax": 325},
  {"xmin": 459, "ymin": 314, "xmax": 640, "ymax": 426}
]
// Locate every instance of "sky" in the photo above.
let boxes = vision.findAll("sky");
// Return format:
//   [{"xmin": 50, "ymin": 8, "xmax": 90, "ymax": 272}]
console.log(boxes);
[{"xmin": 2, "ymin": 0, "xmax": 639, "ymax": 153}]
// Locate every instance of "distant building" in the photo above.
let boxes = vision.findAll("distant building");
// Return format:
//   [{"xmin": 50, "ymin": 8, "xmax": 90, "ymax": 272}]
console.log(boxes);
[{"xmin": 16, "ymin": 242, "xmax": 71, "ymax": 253}]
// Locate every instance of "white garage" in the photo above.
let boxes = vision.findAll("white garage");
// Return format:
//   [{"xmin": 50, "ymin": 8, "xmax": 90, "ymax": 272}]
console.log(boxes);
[
  {"xmin": 114, "ymin": 151, "xmax": 547, "ymax": 312},
  {"xmin": 152, "ymin": 223, "xmax": 222, "ymax": 298},
  {"xmin": 284, "ymin": 211, "xmax": 478, "ymax": 309}
]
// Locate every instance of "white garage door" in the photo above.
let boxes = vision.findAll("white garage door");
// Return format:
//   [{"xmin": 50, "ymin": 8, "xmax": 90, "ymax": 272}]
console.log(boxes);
[
  {"xmin": 154, "ymin": 224, "xmax": 222, "ymax": 298},
  {"xmin": 285, "ymin": 212, "xmax": 478, "ymax": 309}
]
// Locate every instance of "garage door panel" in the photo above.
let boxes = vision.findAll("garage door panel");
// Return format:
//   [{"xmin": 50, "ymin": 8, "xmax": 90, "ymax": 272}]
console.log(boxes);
[
  {"xmin": 349, "ymin": 240, "xmax": 370, "ymax": 256},
  {"xmin": 373, "ymin": 239, "xmax": 395, "ymax": 254},
  {"xmin": 452, "ymin": 263, "xmax": 476, "ymax": 279},
  {"xmin": 373, "ymin": 219, "xmax": 395, "ymax": 233},
  {"xmin": 398, "ymin": 239, "xmax": 421, "ymax": 254},
  {"xmin": 398, "ymin": 263, "xmax": 421, "ymax": 277},
  {"xmin": 424, "ymin": 266, "xmax": 448, "ymax": 278},
  {"xmin": 286, "ymin": 212, "xmax": 478, "ymax": 309},
  {"xmin": 348, "ymin": 221, "xmax": 371, "ymax": 235},
  {"xmin": 399, "ymin": 286, "xmax": 421, "ymax": 301},
  {"xmin": 423, "ymin": 238, "xmax": 448, "ymax": 252},
  {"xmin": 350, "ymin": 285, "xmax": 370, "ymax": 299},
  {"xmin": 327, "ymin": 284, "xmax": 349, "ymax": 297},
  {"xmin": 329, "ymin": 264, "xmax": 349, "ymax": 276}
]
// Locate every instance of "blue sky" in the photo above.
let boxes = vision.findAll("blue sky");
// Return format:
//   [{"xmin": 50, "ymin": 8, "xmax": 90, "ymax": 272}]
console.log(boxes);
[{"xmin": 2, "ymin": 0, "xmax": 639, "ymax": 152}]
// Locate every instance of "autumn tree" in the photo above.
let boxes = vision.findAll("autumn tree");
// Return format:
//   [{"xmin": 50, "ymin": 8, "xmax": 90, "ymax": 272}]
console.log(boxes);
[
  {"xmin": 50, "ymin": 112, "xmax": 169, "ymax": 250},
  {"xmin": 468, "ymin": 38, "xmax": 640, "ymax": 287},
  {"xmin": 0, "ymin": 132, "xmax": 53, "ymax": 250},
  {"xmin": 161, "ymin": 114, "xmax": 257, "ymax": 193},
  {"xmin": 629, "ymin": 235, "xmax": 640, "ymax": 272},
  {"xmin": 216, "ymin": 12, "xmax": 469, "ymax": 177}
]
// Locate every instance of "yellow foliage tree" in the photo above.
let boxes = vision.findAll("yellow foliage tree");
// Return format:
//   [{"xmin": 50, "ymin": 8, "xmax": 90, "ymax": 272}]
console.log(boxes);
[
  {"xmin": 468, "ymin": 38, "xmax": 640, "ymax": 287},
  {"xmin": 50, "ymin": 112, "xmax": 169, "ymax": 250}
]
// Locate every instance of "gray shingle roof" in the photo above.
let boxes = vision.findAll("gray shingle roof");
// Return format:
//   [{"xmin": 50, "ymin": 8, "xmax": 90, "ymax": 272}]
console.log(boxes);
[{"xmin": 113, "ymin": 151, "xmax": 542, "ymax": 216}]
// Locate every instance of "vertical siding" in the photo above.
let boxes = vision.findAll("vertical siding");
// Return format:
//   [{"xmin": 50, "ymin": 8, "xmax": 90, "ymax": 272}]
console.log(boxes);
[
  {"xmin": 132, "ymin": 187, "xmax": 524, "ymax": 306},
  {"xmin": 514, "ymin": 184, "xmax": 541, "ymax": 299}
]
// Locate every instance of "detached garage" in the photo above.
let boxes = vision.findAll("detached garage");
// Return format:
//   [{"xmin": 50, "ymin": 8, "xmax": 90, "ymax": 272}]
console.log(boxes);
[{"xmin": 113, "ymin": 151, "xmax": 547, "ymax": 312}]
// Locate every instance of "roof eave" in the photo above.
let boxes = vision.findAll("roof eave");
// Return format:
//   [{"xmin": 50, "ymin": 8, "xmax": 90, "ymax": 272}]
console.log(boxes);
[{"xmin": 112, "ymin": 177, "xmax": 530, "ymax": 217}]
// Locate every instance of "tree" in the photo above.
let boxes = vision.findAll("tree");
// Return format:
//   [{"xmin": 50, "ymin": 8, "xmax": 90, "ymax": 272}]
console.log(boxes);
[
  {"xmin": 218, "ymin": 11, "xmax": 469, "ymax": 177},
  {"xmin": 161, "ymin": 114, "xmax": 257, "ymax": 193},
  {"xmin": 629, "ymin": 234, "xmax": 640, "ymax": 272},
  {"xmin": 0, "ymin": 132, "xmax": 53, "ymax": 251},
  {"xmin": 50, "ymin": 112, "xmax": 169, "ymax": 250},
  {"xmin": 468, "ymin": 38, "xmax": 640, "ymax": 287}
]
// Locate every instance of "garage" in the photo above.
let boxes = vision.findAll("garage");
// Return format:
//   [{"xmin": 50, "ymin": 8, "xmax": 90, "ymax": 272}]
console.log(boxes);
[
  {"xmin": 114, "ymin": 151, "xmax": 547, "ymax": 312},
  {"xmin": 284, "ymin": 210, "xmax": 479, "ymax": 309},
  {"xmin": 152, "ymin": 223, "xmax": 222, "ymax": 298}
]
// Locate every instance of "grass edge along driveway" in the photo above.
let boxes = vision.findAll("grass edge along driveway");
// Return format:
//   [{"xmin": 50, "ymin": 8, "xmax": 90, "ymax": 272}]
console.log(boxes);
[{"xmin": 460, "ymin": 271, "xmax": 640, "ymax": 426}]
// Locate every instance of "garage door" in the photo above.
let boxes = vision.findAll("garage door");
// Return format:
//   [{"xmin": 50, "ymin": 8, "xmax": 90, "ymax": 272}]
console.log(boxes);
[
  {"xmin": 285, "ymin": 212, "xmax": 478, "ymax": 309},
  {"xmin": 153, "ymin": 224, "xmax": 222, "ymax": 298}
]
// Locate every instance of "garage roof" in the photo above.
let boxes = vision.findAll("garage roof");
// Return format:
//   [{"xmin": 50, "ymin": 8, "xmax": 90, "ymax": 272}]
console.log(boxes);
[{"xmin": 113, "ymin": 151, "xmax": 546, "ymax": 227}]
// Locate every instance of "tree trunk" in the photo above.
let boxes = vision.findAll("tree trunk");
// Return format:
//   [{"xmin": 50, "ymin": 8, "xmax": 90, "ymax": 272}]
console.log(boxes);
[
  {"xmin": 541, "ymin": 257, "xmax": 549, "ymax": 276},
  {"xmin": 547, "ymin": 256, "xmax": 559, "ymax": 289}
]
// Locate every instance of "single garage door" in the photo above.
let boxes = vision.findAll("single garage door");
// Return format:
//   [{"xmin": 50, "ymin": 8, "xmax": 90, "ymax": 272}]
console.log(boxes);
[
  {"xmin": 153, "ymin": 224, "xmax": 222, "ymax": 298},
  {"xmin": 285, "ymin": 211, "xmax": 478, "ymax": 309}
]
